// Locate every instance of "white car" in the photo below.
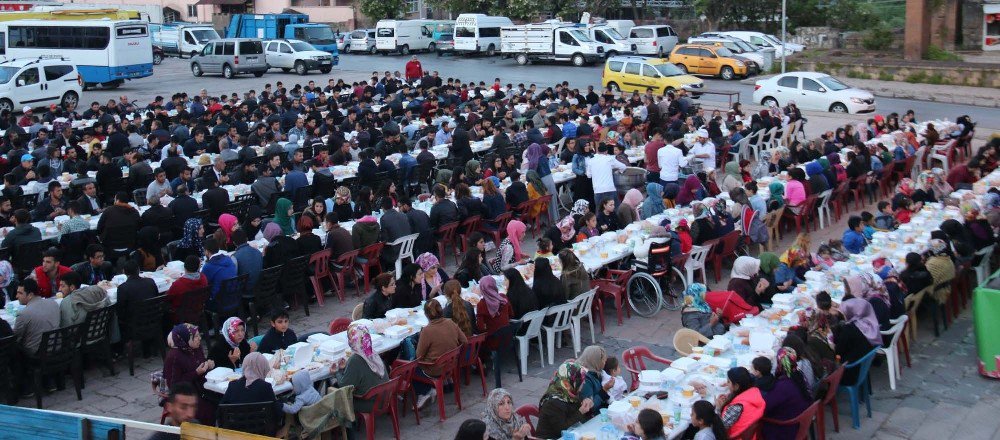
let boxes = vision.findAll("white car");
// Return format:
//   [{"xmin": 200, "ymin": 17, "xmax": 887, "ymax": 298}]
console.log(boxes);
[
  {"xmin": 702, "ymin": 31, "xmax": 794, "ymax": 57},
  {"xmin": 264, "ymin": 39, "xmax": 334, "ymax": 75},
  {"xmin": 753, "ymin": 72, "xmax": 875, "ymax": 114},
  {"xmin": 0, "ymin": 58, "xmax": 82, "ymax": 114}
]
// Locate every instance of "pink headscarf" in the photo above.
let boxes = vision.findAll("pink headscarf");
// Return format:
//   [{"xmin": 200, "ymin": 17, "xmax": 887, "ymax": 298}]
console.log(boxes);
[
  {"xmin": 479, "ymin": 275, "xmax": 507, "ymax": 317},
  {"xmin": 218, "ymin": 214, "xmax": 238, "ymax": 244},
  {"xmin": 347, "ymin": 322, "xmax": 386, "ymax": 377},
  {"xmin": 622, "ymin": 188, "xmax": 643, "ymax": 219},
  {"xmin": 506, "ymin": 220, "xmax": 526, "ymax": 261},
  {"xmin": 557, "ymin": 215, "xmax": 576, "ymax": 242}
]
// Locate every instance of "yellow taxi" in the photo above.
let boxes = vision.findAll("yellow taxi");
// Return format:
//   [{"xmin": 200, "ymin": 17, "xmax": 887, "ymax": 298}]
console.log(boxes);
[
  {"xmin": 601, "ymin": 56, "xmax": 704, "ymax": 95},
  {"xmin": 667, "ymin": 43, "xmax": 748, "ymax": 80}
]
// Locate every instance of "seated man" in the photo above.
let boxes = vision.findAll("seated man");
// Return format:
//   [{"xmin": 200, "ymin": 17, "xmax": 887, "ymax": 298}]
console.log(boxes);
[
  {"xmin": 71, "ymin": 244, "xmax": 114, "ymax": 286},
  {"xmin": 29, "ymin": 247, "xmax": 72, "ymax": 298}
]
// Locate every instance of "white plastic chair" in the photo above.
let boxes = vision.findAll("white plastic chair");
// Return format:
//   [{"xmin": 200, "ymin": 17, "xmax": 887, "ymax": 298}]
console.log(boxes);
[
  {"xmin": 911, "ymin": 146, "xmax": 926, "ymax": 180},
  {"xmin": 877, "ymin": 315, "xmax": 908, "ymax": 390},
  {"xmin": 730, "ymin": 135, "xmax": 751, "ymax": 162},
  {"xmin": 549, "ymin": 137, "xmax": 566, "ymax": 157},
  {"xmin": 928, "ymin": 139, "xmax": 955, "ymax": 170},
  {"xmin": 746, "ymin": 129, "xmax": 765, "ymax": 162},
  {"xmin": 514, "ymin": 308, "xmax": 548, "ymax": 372},
  {"xmin": 542, "ymin": 302, "xmax": 578, "ymax": 365},
  {"xmin": 974, "ymin": 245, "xmax": 995, "ymax": 286},
  {"xmin": 388, "ymin": 232, "xmax": 420, "ymax": 274},
  {"xmin": 683, "ymin": 245, "xmax": 712, "ymax": 286},
  {"xmin": 815, "ymin": 189, "xmax": 834, "ymax": 229},
  {"xmin": 758, "ymin": 126, "xmax": 779, "ymax": 152},
  {"xmin": 569, "ymin": 288, "xmax": 598, "ymax": 349}
]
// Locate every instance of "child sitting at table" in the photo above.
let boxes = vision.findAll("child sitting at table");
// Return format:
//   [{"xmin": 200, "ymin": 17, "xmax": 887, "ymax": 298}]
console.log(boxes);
[
  {"xmin": 827, "ymin": 239, "xmax": 850, "ymax": 262},
  {"xmin": 602, "ymin": 356, "xmax": 627, "ymax": 402},
  {"xmin": 282, "ymin": 370, "xmax": 321, "ymax": 414},
  {"xmin": 533, "ymin": 237, "xmax": 554, "ymax": 259},
  {"xmin": 860, "ymin": 211, "xmax": 876, "ymax": 240},
  {"xmin": 812, "ymin": 244, "xmax": 836, "ymax": 271},
  {"xmin": 875, "ymin": 201, "xmax": 899, "ymax": 231},
  {"xmin": 257, "ymin": 310, "xmax": 298, "ymax": 354},
  {"xmin": 674, "ymin": 219, "xmax": 694, "ymax": 254},
  {"xmin": 815, "ymin": 291, "xmax": 843, "ymax": 326},
  {"xmin": 895, "ymin": 196, "xmax": 915, "ymax": 224}
]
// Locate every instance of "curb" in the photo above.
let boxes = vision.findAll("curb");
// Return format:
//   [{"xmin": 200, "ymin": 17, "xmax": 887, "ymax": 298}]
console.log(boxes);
[{"xmin": 739, "ymin": 77, "xmax": 1000, "ymax": 109}]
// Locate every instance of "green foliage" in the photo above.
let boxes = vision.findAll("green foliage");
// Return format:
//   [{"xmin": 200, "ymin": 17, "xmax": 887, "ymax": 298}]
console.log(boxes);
[
  {"xmin": 357, "ymin": 0, "xmax": 406, "ymax": 20},
  {"xmin": 878, "ymin": 71, "xmax": 894, "ymax": 81},
  {"xmin": 904, "ymin": 71, "xmax": 927, "ymax": 83},
  {"xmin": 827, "ymin": 0, "xmax": 879, "ymax": 32},
  {"xmin": 861, "ymin": 27, "xmax": 894, "ymax": 50},
  {"xmin": 924, "ymin": 45, "xmax": 962, "ymax": 62},
  {"xmin": 845, "ymin": 70, "xmax": 870, "ymax": 79}
]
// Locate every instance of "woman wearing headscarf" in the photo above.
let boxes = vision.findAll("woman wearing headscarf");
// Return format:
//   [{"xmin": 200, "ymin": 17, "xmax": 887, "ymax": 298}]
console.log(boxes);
[
  {"xmin": 336, "ymin": 322, "xmax": 389, "ymax": 413},
  {"xmin": 805, "ymin": 161, "xmax": 829, "ymax": 194},
  {"xmin": 476, "ymin": 275, "xmax": 511, "ymax": 351},
  {"xmin": 242, "ymin": 205, "xmax": 265, "ymax": 239},
  {"xmin": 503, "ymin": 268, "xmax": 538, "ymax": 319},
  {"xmin": 527, "ymin": 143, "xmax": 559, "ymax": 223},
  {"xmin": 533, "ymin": 257, "xmax": 567, "ymax": 309},
  {"xmin": 534, "ymin": 361, "xmax": 594, "ymax": 439},
  {"xmin": 760, "ymin": 348, "xmax": 813, "ymax": 440},
  {"xmin": 546, "ymin": 215, "xmax": 577, "ymax": 255},
  {"xmin": 217, "ymin": 213, "xmax": 239, "ymax": 247},
  {"xmin": 272, "ymin": 197, "xmax": 295, "ymax": 235},
  {"xmin": 961, "ymin": 201, "xmax": 997, "ymax": 257},
  {"xmin": 642, "ymin": 182, "xmax": 666, "ymax": 219},
  {"xmin": 689, "ymin": 202, "xmax": 717, "ymax": 246},
  {"xmin": 163, "ymin": 323, "xmax": 215, "ymax": 423},
  {"xmin": 845, "ymin": 272, "xmax": 893, "ymax": 330},
  {"xmin": 496, "ymin": 220, "xmax": 527, "ymax": 272},
  {"xmin": 721, "ymin": 161, "xmax": 743, "ymax": 193},
  {"xmin": 577, "ymin": 345, "xmax": 611, "ymax": 417},
  {"xmin": 682, "ymin": 283, "xmax": 725, "ymax": 338},
  {"xmin": 756, "ymin": 251, "xmax": 781, "ymax": 302},
  {"xmin": 131, "ymin": 226, "xmax": 164, "ymax": 271},
  {"xmin": 570, "ymin": 199, "xmax": 591, "ymax": 227},
  {"xmin": 415, "ymin": 252, "xmax": 449, "ymax": 300},
  {"xmin": 220, "ymin": 352, "xmax": 283, "ymax": 430},
  {"xmin": 727, "ymin": 256, "xmax": 768, "ymax": 309},
  {"xmin": 752, "ymin": 151, "xmax": 772, "ymax": 180},
  {"xmin": 926, "ymin": 238, "xmax": 957, "ymax": 308},
  {"xmin": 0, "ymin": 261, "xmax": 17, "ymax": 305},
  {"xmin": 675, "ymin": 175, "xmax": 705, "ymax": 207},
  {"xmin": 262, "ymin": 222, "xmax": 300, "ymax": 269},
  {"xmin": 174, "ymin": 218, "xmax": 204, "ymax": 262},
  {"xmin": 834, "ymin": 298, "xmax": 880, "ymax": 384},
  {"xmin": 617, "ymin": 188, "xmax": 643, "ymax": 225},
  {"xmin": 208, "ymin": 317, "xmax": 254, "ymax": 370},
  {"xmin": 766, "ymin": 181, "xmax": 785, "ymax": 213},
  {"xmin": 524, "ymin": 170, "xmax": 548, "ymax": 220},
  {"xmin": 482, "ymin": 388, "xmax": 532, "ymax": 440},
  {"xmin": 572, "ymin": 138, "xmax": 596, "ymax": 206},
  {"xmin": 506, "ymin": 180, "xmax": 530, "ymax": 217}
]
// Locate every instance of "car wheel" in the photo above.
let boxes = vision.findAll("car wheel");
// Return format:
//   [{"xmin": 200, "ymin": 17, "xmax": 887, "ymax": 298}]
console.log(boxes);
[
  {"xmin": 369, "ymin": 45, "xmax": 377, "ymax": 55},
  {"xmin": 401, "ymin": 45, "xmax": 410, "ymax": 55},
  {"xmin": 281, "ymin": 68, "xmax": 291, "ymax": 73},
  {"xmin": 676, "ymin": 64, "xmax": 687, "ymax": 73},
  {"xmin": 191, "ymin": 63, "xmax": 203, "ymax": 77},
  {"xmin": 830, "ymin": 102, "xmax": 849, "ymax": 113},
  {"xmin": 761, "ymin": 96, "xmax": 778, "ymax": 107},
  {"xmin": 486, "ymin": 44, "xmax": 496, "ymax": 56},
  {"xmin": 153, "ymin": 53, "xmax": 163, "ymax": 65},
  {"xmin": 320, "ymin": 67, "xmax": 332, "ymax": 74},
  {"xmin": 295, "ymin": 61, "xmax": 308, "ymax": 75},
  {"xmin": 223, "ymin": 64, "xmax": 234, "ymax": 79},
  {"xmin": 343, "ymin": 46, "xmax": 350, "ymax": 54},
  {"xmin": 572, "ymin": 54, "xmax": 585, "ymax": 67},
  {"xmin": 253, "ymin": 71, "xmax": 265, "ymax": 77},
  {"xmin": 608, "ymin": 82, "xmax": 620, "ymax": 93},
  {"xmin": 428, "ymin": 42, "xmax": 436, "ymax": 53},
  {"xmin": 664, "ymin": 86, "xmax": 675, "ymax": 95},
  {"xmin": 189, "ymin": 51, "xmax": 197, "ymax": 59},
  {"xmin": 60, "ymin": 91, "xmax": 78, "ymax": 109},
  {"xmin": 720, "ymin": 66, "xmax": 735, "ymax": 80},
  {"xmin": 515, "ymin": 53, "xmax": 529, "ymax": 65},
  {"xmin": 0, "ymin": 99, "xmax": 13, "ymax": 114}
]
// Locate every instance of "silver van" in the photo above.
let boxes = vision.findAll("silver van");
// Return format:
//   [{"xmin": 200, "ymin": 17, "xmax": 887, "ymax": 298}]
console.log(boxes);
[{"xmin": 190, "ymin": 38, "xmax": 268, "ymax": 79}]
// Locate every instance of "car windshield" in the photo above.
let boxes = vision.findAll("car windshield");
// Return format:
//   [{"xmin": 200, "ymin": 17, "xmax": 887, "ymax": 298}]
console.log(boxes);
[
  {"xmin": 190, "ymin": 29, "xmax": 219, "ymax": 43},
  {"xmin": 570, "ymin": 30, "xmax": 592, "ymax": 42},
  {"xmin": 763, "ymin": 34, "xmax": 782, "ymax": 44},
  {"xmin": 296, "ymin": 26, "xmax": 334, "ymax": 44},
  {"xmin": 733, "ymin": 40, "xmax": 755, "ymax": 52},
  {"xmin": 290, "ymin": 41, "xmax": 315, "ymax": 51},
  {"xmin": 817, "ymin": 76, "xmax": 850, "ymax": 91},
  {"xmin": 722, "ymin": 42, "xmax": 742, "ymax": 53},
  {"xmin": 0, "ymin": 66, "xmax": 18, "ymax": 84},
  {"xmin": 438, "ymin": 33, "xmax": 453, "ymax": 41},
  {"xmin": 603, "ymin": 28, "xmax": 626, "ymax": 40},
  {"xmin": 654, "ymin": 63, "xmax": 684, "ymax": 77},
  {"xmin": 715, "ymin": 47, "xmax": 734, "ymax": 57}
]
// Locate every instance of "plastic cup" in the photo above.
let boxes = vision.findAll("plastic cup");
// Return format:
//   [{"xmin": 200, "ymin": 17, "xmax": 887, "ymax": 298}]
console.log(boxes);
[{"xmin": 628, "ymin": 396, "xmax": 641, "ymax": 408}]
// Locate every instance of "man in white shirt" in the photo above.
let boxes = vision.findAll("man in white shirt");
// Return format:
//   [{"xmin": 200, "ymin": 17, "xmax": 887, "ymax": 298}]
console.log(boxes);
[
  {"xmin": 657, "ymin": 138, "xmax": 688, "ymax": 185},
  {"xmin": 587, "ymin": 143, "xmax": 627, "ymax": 210},
  {"xmin": 687, "ymin": 128, "xmax": 716, "ymax": 172}
]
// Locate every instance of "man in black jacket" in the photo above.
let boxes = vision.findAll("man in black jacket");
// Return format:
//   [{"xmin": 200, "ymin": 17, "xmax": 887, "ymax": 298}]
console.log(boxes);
[
  {"xmin": 95, "ymin": 153, "xmax": 124, "ymax": 205},
  {"xmin": 116, "ymin": 260, "xmax": 159, "ymax": 340},
  {"xmin": 450, "ymin": 120, "xmax": 473, "ymax": 165},
  {"xmin": 75, "ymin": 181, "xmax": 104, "ymax": 215},
  {"xmin": 71, "ymin": 244, "xmax": 114, "ymax": 285},
  {"xmin": 168, "ymin": 185, "xmax": 200, "ymax": 228},
  {"xmin": 200, "ymin": 178, "xmax": 230, "ymax": 221},
  {"xmin": 400, "ymin": 198, "xmax": 432, "ymax": 256},
  {"xmin": 428, "ymin": 184, "xmax": 459, "ymax": 239},
  {"xmin": 378, "ymin": 197, "xmax": 412, "ymax": 267}
]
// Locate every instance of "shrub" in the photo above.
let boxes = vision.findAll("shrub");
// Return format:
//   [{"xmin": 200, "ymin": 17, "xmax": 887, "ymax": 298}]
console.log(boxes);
[
  {"xmin": 862, "ymin": 27, "xmax": 894, "ymax": 51},
  {"xmin": 924, "ymin": 45, "xmax": 962, "ymax": 62}
]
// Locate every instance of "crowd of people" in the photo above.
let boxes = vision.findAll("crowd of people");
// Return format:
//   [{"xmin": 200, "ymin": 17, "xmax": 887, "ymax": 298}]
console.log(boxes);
[{"xmin": 0, "ymin": 56, "xmax": 997, "ymax": 439}]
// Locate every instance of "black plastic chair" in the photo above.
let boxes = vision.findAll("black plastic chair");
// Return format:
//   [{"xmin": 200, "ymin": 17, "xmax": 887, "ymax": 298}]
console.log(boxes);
[
  {"xmin": 28, "ymin": 323, "xmax": 86, "ymax": 408},
  {"xmin": 488, "ymin": 320, "xmax": 523, "ymax": 388},
  {"xmin": 13, "ymin": 239, "xmax": 54, "ymax": 279},
  {"xmin": 59, "ymin": 231, "xmax": 93, "ymax": 267},
  {"xmin": 282, "ymin": 255, "xmax": 310, "ymax": 316},
  {"xmin": 292, "ymin": 184, "xmax": 314, "ymax": 212},
  {"xmin": 246, "ymin": 266, "xmax": 283, "ymax": 336},
  {"xmin": 0, "ymin": 336, "xmax": 17, "ymax": 404},
  {"xmin": 208, "ymin": 274, "xmax": 249, "ymax": 331},
  {"xmin": 124, "ymin": 295, "xmax": 167, "ymax": 376},
  {"xmin": 19, "ymin": 194, "xmax": 40, "ymax": 211},
  {"xmin": 81, "ymin": 305, "xmax": 116, "ymax": 378},
  {"xmin": 217, "ymin": 401, "xmax": 278, "ymax": 436},
  {"xmin": 265, "ymin": 190, "xmax": 291, "ymax": 214}
]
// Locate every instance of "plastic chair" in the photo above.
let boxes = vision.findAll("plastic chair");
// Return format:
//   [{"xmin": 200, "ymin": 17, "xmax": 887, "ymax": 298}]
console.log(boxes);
[
  {"xmin": 542, "ymin": 302, "xmax": 578, "ymax": 365},
  {"xmin": 684, "ymin": 245, "xmax": 712, "ymax": 286},
  {"xmin": 457, "ymin": 215, "xmax": 482, "ymax": 253},
  {"xmin": 672, "ymin": 328, "xmax": 709, "ymax": 357},
  {"xmin": 816, "ymin": 363, "xmax": 845, "ymax": 440},
  {"xmin": 351, "ymin": 303, "xmax": 364, "ymax": 320},
  {"xmin": 762, "ymin": 208, "xmax": 783, "ymax": 252},
  {"xmin": 390, "ymin": 359, "xmax": 421, "ymax": 424},
  {"xmin": 283, "ymin": 255, "xmax": 311, "ymax": 316},
  {"xmin": 850, "ymin": 176, "xmax": 869, "ymax": 210},
  {"xmin": 28, "ymin": 324, "xmax": 85, "ymax": 408},
  {"xmin": 388, "ymin": 232, "xmax": 420, "ymax": 274},
  {"xmin": 591, "ymin": 269, "xmax": 633, "ymax": 326},
  {"xmin": 489, "ymin": 321, "xmax": 522, "ymax": 388},
  {"xmin": 480, "ymin": 211, "xmax": 513, "ymax": 247},
  {"xmin": 124, "ymin": 295, "xmax": 168, "ymax": 376},
  {"xmin": 328, "ymin": 317, "xmax": 351, "ymax": 334},
  {"xmin": 413, "ymin": 345, "xmax": 463, "ymax": 422},
  {"xmin": 217, "ymin": 401, "xmax": 278, "ymax": 436},
  {"xmin": 569, "ymin": 288, "xmax": 598, "ymax": 348},
  {"xmin": 356, "ymin": 378, "xmax": 401, "ymax": 440},
  {"xmin": 837, "ymin": 348, "xmax": 879, "ymax": 429},
  {"xmin": 246, "ymin": 265, "xmax": 283, "ymax": 335},
  {"xmin": 621, "ymin": 346, "xmax": 672, "ymax": 391},
  {"xmin": 514, "ymin": 308, "xmax": 548, "ymax": 372},
  {"xmin": 80, "ymin": 305, "xmax": 116, "ymax": 378},
  {"xmin": 761, "ymin": 400, "xmax": 820, "ymax": 440},
  {"xmin": 708, "ymin": 230, "xmax": 741, "ymax": 283},
  {"xmin": 332, "ymin": 249, "xmax": 362, "ymax": 299},
  {"xmin": 515, "ymin": 404, "xmax": 539, "ymax": 437},
  {"xmin": 307, "ymin": 249, "xmax": 337, "ymax": 304},
  {"xmin": 357, "ymin": 242, "xmax": 385, "ymax": 294},
  {"xmin": 815, "ymin": 189, "xmax": 834, "ymax": 229},
  {"xmin": 458, "ymin": 333, "xmax": 488, "ymax": 397},
  {"xmin": 435, "ymin": 222, "xmax": 461, "ymax": 266},
  {"xmin": 877, "ymin": 315, "xmax": 908, "ymax": 390}
]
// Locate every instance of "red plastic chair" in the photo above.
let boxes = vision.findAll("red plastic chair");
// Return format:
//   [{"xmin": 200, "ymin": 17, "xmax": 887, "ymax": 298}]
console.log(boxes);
[
  {"xmin": 328, "ymin": 317, "xmax": 351, "ymax": 334},
  {"xmin": 708, "ymin": 230, "xmax": 741, "ymax": 284},
  {"xmin": 877, "ymin": 168, "xmax": 897, "ymax": 199},
  {"xmin": 435, "ymin": 222, "xmax": 461, "ymax": 266},
  {"xmin": 458, "ymin": 333, "xmax": 488, "ymax": 397},
  {"xmin": 894, "ymin": 154, "xmax": 917, "ymax": 183},
  {"xmin": 782, "ymin": 194, "xmax": 818, "ymax": 235},
  {"xmin": 457, "ymin": 215, "xmax": 482, "ymax": 253},
  {"xmin": 816, "ymin": 363, "xmax": 845, "ymax": 440},
  {"xmin": 513, "ymin": 199, "xmax": 539, "ymax": 237},
  {"xmin": 308, "ymin": 249, "xmax": 336, "ymax": 305},
  {"xmin": 332, "ymin": 249, "xmax": 361, "ymax": 299},
  {"xmin": 390, "ymin": 359, "xmax": 421, "ymax": 425},
  {"xmin": 760, "ymin": 400, "xmax": 819, "ymax": 440},
  {"xmin": 515, "ymin": 404, "xmax": 539, "ymax": 437},
  {"xmin": 355, "ymin": 377, "xmax": 400, "ymax": 440},
  {"xmin": 621, "ymin": 346, "xmax": 672, "ymax": 391},
  {"xmin": 357, "ymin": 242, "xmax": 385, "ymax": 293},
  {"xmin": 590, "ymin": 269, "xmax": 633, "ymax": 327},
  {"xmin": 829, "ymin": 181, "xmax": 849, "ymax": 222},
  {"xmin": 479, "ymin": 212, "xmax": 512, "ymax": 247},
  {"xmin": 851, "ymin": 176, "xmax": 869, "ymax": 209},
  {"xmin": 413, "ymin": 345, "xmax": 463, "ymax": 421}
]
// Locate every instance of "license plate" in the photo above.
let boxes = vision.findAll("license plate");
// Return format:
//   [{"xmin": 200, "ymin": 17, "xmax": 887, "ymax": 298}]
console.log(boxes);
[{"xmin": 246, "ymin": 57, "xmax": 257, "ymax": 61}]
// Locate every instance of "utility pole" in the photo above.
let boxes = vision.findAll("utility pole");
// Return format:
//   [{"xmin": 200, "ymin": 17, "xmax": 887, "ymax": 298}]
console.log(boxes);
[{"xmin": 781, "ymin": 0, "xmax": 786, "ymax": 73}]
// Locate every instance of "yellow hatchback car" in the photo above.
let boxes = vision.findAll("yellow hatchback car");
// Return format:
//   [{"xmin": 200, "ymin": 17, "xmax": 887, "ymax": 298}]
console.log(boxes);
[
  {"xmin": 667, "ymin": 43, "xmax": 748, "ymax": 80},
  {"xmin": 601, "ymin": 56, "xmax": 704, "ymax": 95}
]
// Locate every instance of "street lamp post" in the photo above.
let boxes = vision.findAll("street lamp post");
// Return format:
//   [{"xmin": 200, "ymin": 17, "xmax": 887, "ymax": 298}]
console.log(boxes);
[{"xmin": 781, "ymin": 0, "xmax": 786, "ymax": 73}]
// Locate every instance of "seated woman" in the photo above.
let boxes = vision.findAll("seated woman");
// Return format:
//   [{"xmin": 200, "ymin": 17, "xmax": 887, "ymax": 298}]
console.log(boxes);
[
  {"xmin": 715, "ymin": 367, "xmax": 765, "ymax": 439},
  {"xmin": 481, "ymin": 177, "xmax": 507, "ymax": 222},
  {"xmin": 761, "ymin": 348, "xmax": 813, "ymax": 440},
  {"xmin": 533, "ymin": 258, "xmax": 567, "ymax": 309},
  {"xmin": 476, "ymin": 276, "xmax": 511, "ymax": 351},
  {"xmin": 727, "ymin": 256, "xmax": 768, "ymax": 309},
  {"xmin": 546, "ymin": 216, "xmax": 577, "ymax": 255},
  {"xmin": 443, "ymin": 280, "xmax": 477, "ymax": 336},
  {"xmin": 559, "ymin": 249, "xmax": 591, "ymax": 300},
  {"xmin": 576, "ymin": 346, "xmax": 611, "ymax": 417},
  {"xmin": 336, "ymin": 322, "xmax": 389, "ymax": 413},
  {"xmin": 575, "ymin": 212, "xmax": 600, "ymax": 242},
  {"xmin": 617, "ymin": 188, "xmax": 643, "ymax": 226},
  {"xmin": 833, "ymin": 298, "xmax": 880, "ymax": 385},
  {"xmin": 454, "ymin": 249, "xmax": 488, "ymax": 288},
  {"xmin": 495, "ymin": 221, "xmax": 528, "ymax": 273},
  {"xmin": 208, "ymin": 317, "xmax": 255, "ymax": 370},
  {"xmin": 415, "ymin": 252, "xmax": 449, "ymax": 301},
  {"xmin": 361, "ymin": 273, "xmax": 395, "ymax": 320},
  {"xmin": 899, "ymin": 252, "xmax": 933, "ymax": 294},
  {"xmin": 392, "ymin": 264, "xmax": 422, "ymax": 309},
  {"xmin": 482, "ymin": 388, "xmax": 532, "ymax": 440},
  {"xmin": 689, "ymin": 202, "xmax": 717, "ymax": 246},
  {"xmin": 219, "ymin": 352, "xmax": 283, "ymax": 432},
  {"xmin": 844, "ymin": 271, "xmax": 896, "ymax": 330},
  {"xmin": 642, "ymin": 183, "xmax": 666, "ymax": 219},
  {"xmin": 595, "ymin": 198, "xmax": 621, "ymax": 232},
  {"xmin": 414, "ymin": 300, "xmax": 468, "ymax": 407},
  {"xmin": 294, "ymin": 216, "xmax": 323, "ymax": 258},
  {"xmin": 173, "ymin": 218, "xmax": 204, "ymax": 263},
  {"xmin": 682, "ymin": 284, "xmax": 725, "ymax": 338},
  {"xmin": 163, "ymin": 324, "xmax": 214, "ymax": 422},
  {"xmin": 503, "ymin": 268, "xmax": 538, "ymax": 320},
  {"xmin": 534, "ymin": 361, "xmax": 594, "ymax": 439}
]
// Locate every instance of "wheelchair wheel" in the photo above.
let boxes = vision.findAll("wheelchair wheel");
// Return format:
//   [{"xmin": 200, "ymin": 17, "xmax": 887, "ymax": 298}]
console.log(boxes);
[
  {"xmin": 627, "ymin": 272, "xmax": 663, "ymax": 317},
  {"xmin": 661, "ymin": 267, "xmax": 689, "ymax": 311}
]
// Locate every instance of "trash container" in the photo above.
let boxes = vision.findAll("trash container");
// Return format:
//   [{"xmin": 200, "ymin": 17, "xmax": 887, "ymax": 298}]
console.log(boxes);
[{"xmin": 973, "ymin": 268, "xmax": 1000, "ymax": 379}]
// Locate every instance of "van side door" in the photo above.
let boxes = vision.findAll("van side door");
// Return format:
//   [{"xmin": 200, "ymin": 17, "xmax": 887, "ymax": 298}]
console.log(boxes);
[{"xmin": 13, "ymin": 67, "xmax": 43, "ymax": 108}]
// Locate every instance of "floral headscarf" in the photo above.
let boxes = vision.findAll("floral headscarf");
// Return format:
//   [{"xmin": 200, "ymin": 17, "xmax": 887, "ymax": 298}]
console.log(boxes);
[
  {"xmin": 752, "ymin": 151, "xmax": 771, "ymax": 179},
  {"xmin": 0, "ymin": 261, "xmax": 13, "ymax": 288},
  {"xmin": 179, "ymin": 218, "xmax": 203, "ymax": 253},
  {"xmin": 221, "ymin": 317, "xmax": 244, "ymax": 348},
  {"xmin": 483, "ymin": 389, "xmax": 527, "ymax": 440},
  {"xmin": 684, "ymin": 283, "xmax": 710, "ymax": 313},
  {"xmin": 775, "ymin": 347, "xmax": 798, "ymax": 378},
  {"xmin": 347, "ymin": 322, "xmax": 386, "ymax": 377},
  {"xmin": 167, "ymin": 323, "xmax": 200, "ymax": 352},
  {"xmin": 242, "ymin": 352, "xmax": 270, "ymax": 387},
  {"xmin": 540, "ymin": 361, "xmax": 587, "ymax": 406},
  {"xmin": 479, "ymin": 275, "xmax": 507, "ymax": 317},
  {"xmin": 415, "ymin": 252, "xmax": 442, "ymax": 299},
  {"xmin": 557, "ymin": 215, "xmax": 576, "ymax": 241},
  {"xmin": 571, "ymin": 199, "xmax": 590, "ymax": 217}
]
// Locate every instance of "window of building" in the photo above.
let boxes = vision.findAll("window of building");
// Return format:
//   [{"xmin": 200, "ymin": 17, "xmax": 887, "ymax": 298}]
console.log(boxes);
[{"xmin": 187, "ymin": 5, "xmax": 198, "ymax": 18}]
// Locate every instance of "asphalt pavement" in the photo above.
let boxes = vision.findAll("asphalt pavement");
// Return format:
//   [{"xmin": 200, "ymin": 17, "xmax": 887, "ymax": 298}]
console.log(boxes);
[{"xmin": 92, "ymin": 51, "xmax": 1000, "ymax": 132}]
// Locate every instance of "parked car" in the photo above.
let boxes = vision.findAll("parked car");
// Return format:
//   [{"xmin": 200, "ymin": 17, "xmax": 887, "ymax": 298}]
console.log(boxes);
[
  {"xmin": 601, "ymin": 55, "xmax": 703, "ymax": 95},
  {"xmin": 152, "ymin": 45, "xmax": 164, "ymax": 65},
  {"xmin": 0, "ymin": 57, "xmax": 82, "ymax": 114},
  {"xmin": 190, "ymin": 38, "xmax": 268, "ymax": 79},
  {"xmin": 701, "ymin": 31, "xmax": 794, "ymax": 57},
  {"xmin": 752, "ymin": 72, "xmax": 875, "ymax": 113},
  {"xmin": 348, "ymin": 29, "xmax": 377, "ymax": 54},
  {"xmin": 436, "ymin": 32, "xmax": 456, "ymax": 55},
  {"xmin": 336, "ymin": 32, "xmax": 349, "ymax": 52},
  {"xmin": 627, "ymin": 25, "xmax": 678, "ymax": 57},
  {"xmin": 687, "ymin": 37, "xmax": 764, "ymax": 70},
  {"xmin": 264, "ymin": 39, "xmax": 334, "ymax": 75},
  {"xmin": 668, "ymin": 43, "xmax": 754, "ymax": 79}
]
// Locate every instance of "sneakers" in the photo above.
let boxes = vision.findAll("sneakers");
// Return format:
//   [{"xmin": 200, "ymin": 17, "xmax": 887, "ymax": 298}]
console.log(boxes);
[{"xmin": 416, "ymin": 389, "xmax": 436, "ymax": 409}]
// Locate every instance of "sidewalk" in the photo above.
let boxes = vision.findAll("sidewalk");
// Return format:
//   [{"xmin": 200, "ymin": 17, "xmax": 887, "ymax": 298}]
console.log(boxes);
[{"xmin": 739, "ymin": 76, "xmax": 1000, "ymax": 109}]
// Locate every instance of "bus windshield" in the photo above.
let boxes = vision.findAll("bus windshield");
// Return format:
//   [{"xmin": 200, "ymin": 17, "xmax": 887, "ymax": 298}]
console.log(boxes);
[{"xmin": 0, "ymin": 67, "xmax": 18, "ymax": 84}]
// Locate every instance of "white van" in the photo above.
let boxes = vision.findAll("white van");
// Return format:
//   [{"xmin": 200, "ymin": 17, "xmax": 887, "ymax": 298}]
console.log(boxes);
[
  {"xmin": 348, "ymin": 29, "xmax": 376, "ymax": 54},
  {"xmin": 0, "ymin": 57, "xmax": 83, "ymax": 114},
  {"xmin": 150, "ymin": 23, "xmax": 220, "ymax": 59},
  {"xmin": 586, "ymin": 24, "xmax": 634, "ymax": 57},
  {"xmin": 454, "ymin": 14, "xmax": 513, "ymax": 56},
  {"xmin": 501, "ymin": 21, "xmax": 603, "ymax": 66},
  {"xmin": 628, "ymin": 25, "xmax": 678, "ymax": 57},
  {"xmin": 710, "ymin": 31, "xmax": 794, "ymax": 57},
  {"xmin": 375, "ymin": 19, "xmax": 434, "ymax": 55}
]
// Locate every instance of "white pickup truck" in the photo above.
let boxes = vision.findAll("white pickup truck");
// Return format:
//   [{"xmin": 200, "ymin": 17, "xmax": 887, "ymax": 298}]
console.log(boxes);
[{"xmin": 501, "ymin": 21, "xmax": 603, "ymax": 66}]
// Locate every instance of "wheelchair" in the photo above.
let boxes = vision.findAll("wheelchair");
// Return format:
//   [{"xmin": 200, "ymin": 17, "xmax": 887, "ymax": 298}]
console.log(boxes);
[{"xmin": 626, "ymin": 239, "xmax": 688, "ymax": 317}]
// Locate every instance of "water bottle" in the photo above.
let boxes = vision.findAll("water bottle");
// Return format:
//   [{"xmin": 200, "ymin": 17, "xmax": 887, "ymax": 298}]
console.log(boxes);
[
  {"xmin": 730, "ymin": 357, "xmax": 738, "ymax": 370},
  {"xmin": 672, "ymin": 402, "xmax": 681, "ymax": 422}
]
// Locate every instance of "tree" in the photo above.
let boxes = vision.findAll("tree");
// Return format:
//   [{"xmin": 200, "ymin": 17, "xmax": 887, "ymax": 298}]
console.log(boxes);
[
  {"xmin": 357, "ymin": 0, "xmax": 405, "ymax": 21},
  {"xmin": 432, "ymin": 0, "xmax": 489, "ymax": 16},
  {"xmin": 693, "ymin": 0, "xmax": 733, "ymax": 31}
]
